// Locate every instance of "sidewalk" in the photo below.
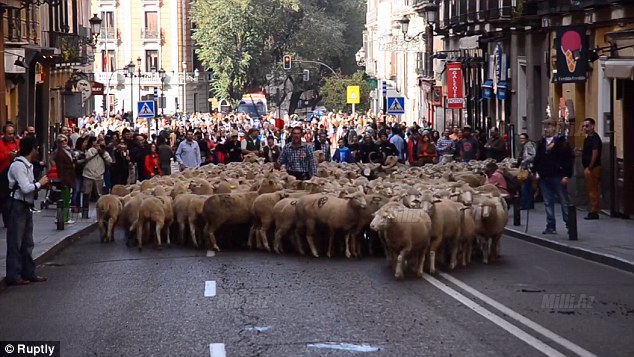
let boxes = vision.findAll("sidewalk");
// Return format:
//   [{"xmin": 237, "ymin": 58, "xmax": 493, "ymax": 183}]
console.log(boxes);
[
  {"xmin": 505, "ymin": 202, "xmax": 634, "ymax": 273},
  {"xmin": 0, "ymin": 200, "xmax": 97, "ymax": 289}
]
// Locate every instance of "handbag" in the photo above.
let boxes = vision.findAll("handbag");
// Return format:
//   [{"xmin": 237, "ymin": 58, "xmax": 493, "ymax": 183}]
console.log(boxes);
[{"xmin": 517, "ymin": 168, "xmax": 530, "ymax": 182}]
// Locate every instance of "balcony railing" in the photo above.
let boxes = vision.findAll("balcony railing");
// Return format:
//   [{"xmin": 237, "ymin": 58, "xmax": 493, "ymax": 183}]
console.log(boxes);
[
  {"xmin": 46, "ymin": 31, "xmax": 89, "ymax": 64},
  {"xmin": 99, "ymin": 27, "xmax": 116, "ymax": 39},
  {"xmin": 141, "ymin": 29, "xmax": 160, "ymax": 40}
]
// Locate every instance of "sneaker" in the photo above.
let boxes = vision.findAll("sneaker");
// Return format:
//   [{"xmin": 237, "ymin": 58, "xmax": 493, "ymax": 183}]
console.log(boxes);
[
  {"xmin": 542, "ymin": 228, "xmax": 557, "ymax": 235},
  {"xmin": 584, "ymin": 213, "xmax": 599, "ymax": 220},
  {"xmin": 65, "ymin": 220, "xmax": 75, "ymax": 225}
]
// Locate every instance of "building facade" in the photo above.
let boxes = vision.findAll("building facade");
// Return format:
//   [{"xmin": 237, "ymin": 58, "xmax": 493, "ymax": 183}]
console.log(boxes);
[
  {"xmin": 364, "ymin": 0, "xmax": 442, "ymax": 126},
  {"xmin": 2, "ymin": 0, "xmax": 97, "ymax": 152},
  {"xmin": 362, "ymin": 0, "xmax": 634, "ymax": 217},
  {"xmin": 91, "ymin": 0, "xmax": 209, "ymax": 119}
]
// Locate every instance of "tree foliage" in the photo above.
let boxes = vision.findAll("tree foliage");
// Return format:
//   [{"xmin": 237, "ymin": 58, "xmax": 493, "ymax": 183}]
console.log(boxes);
[
  {"xmin": 320, "ymin": 71, "xmax": 371, "ymax": 113},
  {"xmin": 191, "ymin": 0, "xmax": 365, "ymax": 100}
]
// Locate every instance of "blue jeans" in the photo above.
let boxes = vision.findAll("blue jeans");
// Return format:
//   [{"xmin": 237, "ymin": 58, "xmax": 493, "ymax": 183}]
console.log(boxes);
[
  {"xmin": 520, "ymin": 179, "xmax": 533, "ymax": 209},
  {"xmin": 72, "ymin": 177, "xmax": 82, "ymax": 208},
  {"xmin": 5, "ymin": 199, "xmax": 36, "ymax": 282},
  {"xmin": 539, "ymin": 176, "xmax": 569, "ymax": 231}
]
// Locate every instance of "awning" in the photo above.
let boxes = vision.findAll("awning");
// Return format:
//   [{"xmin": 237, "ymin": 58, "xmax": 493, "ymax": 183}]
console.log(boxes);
[
  {"xmin": 604, "ymin": 59, "xmax": 634, "ymax": 80},
  {"xmin": 482, "ymin": 80, "xmax": 493, "ymax": 88}
]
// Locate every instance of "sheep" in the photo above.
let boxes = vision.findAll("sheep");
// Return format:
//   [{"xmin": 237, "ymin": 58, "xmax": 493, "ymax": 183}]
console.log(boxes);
[
  {"xmin": 120, "ymin": 194, "xmax": 144, "ymax": 246},
  {"xmin": 349, "ymin": 194, "xmax": 391, "ymax": 257},
  {"xmin": 272, "ymin": 198, "xmax": 303, "ymax": 255},
  {"xmin": 136, "ymin": 196, "xmax": 166, "ymax": 251},
  {"xmin": 96, "ymin": 194, "xmax": 123, "ymax": 243},
  {"xmin": 156, "ymin": 195, "xmax": 174, "ymax": 245},
  {"xmin": 295, "ymin": 191, "xmax": 368, "ymax": 258},
  {"xmin": 172, "ymin": 193, "xmax": 196, "ymax": 245},
  {"xmin": 473, "ymin": 195, "xmax": 508, "ymax": 263},
  {"xmin": 201, "ymin": 191, "xmax": 259, "ymax": 251},
  {"xmin": 419, "ymin": 195, "xmax": 463, "ymax": 274},
  {"xmin": 249, "ymin": 190, "xmax": 301, "ymax": 251},
  {"xmin": 111, "ymin": 184, "xmax": 131, "ymax": 197},
  {"xmin": 458, "ymin": 206, "xmax": 476, "ymax": 267},
  {"xmin": 369, "ymin": 205, "xmax": 432, "ymax": 279}
]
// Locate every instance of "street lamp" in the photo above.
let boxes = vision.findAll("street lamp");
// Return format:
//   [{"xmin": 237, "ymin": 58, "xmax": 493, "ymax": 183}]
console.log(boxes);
[
  {"xmin": 88, "ymin": 14, "xmax": 102, "ymax": 46},
  {"xmin": 158, "ymin": 67, "xmax": 166, "ymax": 116},
  {"xmin": 421, "ymin": 1, "xmax": 439, "ymax": 79},
  {"xmin": 126, "ymin": 60, "xmax": 135, "ymax": 123},
  {"xmin": 137, "ymin": 56, "xmax": 142, "ymax": 101}
]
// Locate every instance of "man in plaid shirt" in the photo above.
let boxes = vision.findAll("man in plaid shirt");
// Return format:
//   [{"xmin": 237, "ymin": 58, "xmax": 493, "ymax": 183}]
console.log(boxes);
[
  {"xmin": 275, "ymin": 126, "xmax": 317, "ymax": 180},
  {"xmin": 435, "ymin": 128, "xmax": 456, "ymax": 163}
]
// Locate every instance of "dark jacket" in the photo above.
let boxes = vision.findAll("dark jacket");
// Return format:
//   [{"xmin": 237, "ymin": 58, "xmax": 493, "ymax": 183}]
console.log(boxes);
[
  {"xmin": 262, "ymin": 145, "xmax": 281, "ymax": 163},
  {"xmin": 533, "ymin": 135, "xmax": 574, "ymax": 178},
  {"xmin": 333, "ymin": 147, "xmax": 356, "ymax": 163},
  {"xmin": 54, "ymin": 148, "xmax": 75, "ymax": 188}
]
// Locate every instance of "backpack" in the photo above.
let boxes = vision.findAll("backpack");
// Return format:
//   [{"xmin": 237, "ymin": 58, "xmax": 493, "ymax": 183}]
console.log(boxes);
[
  {"xmin": 0, "ymin": 159, "xmax": 29, "ymax": 200},
  {"xmin": 500, "ymin": 168, "xmax": 520, "ymax": 197}
]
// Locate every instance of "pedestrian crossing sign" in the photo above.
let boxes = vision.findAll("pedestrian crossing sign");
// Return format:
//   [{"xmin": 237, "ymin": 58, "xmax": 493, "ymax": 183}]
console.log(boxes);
[
  {"xmin": 137, "ymin": 101, "xmax": 155, "ymax": 118},
  {"xmin": 387, "ymin": 97, "xmax": 405, "ymax": 114}
]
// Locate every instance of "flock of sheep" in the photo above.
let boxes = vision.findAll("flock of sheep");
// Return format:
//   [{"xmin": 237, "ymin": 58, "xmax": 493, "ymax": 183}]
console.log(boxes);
[{"xmin": 95, "ymin": 153, "xmax": 513, "ymax": 279}]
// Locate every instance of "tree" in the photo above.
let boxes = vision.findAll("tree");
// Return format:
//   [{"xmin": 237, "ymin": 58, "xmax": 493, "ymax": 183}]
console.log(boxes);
[
  {"xmin": 191, "ymin": 0, "xmax": 366, "ymax": 101},
  {"xmin": 191, "ymin": 0, "xmax": 302, "ymax": 100},
  {"xmin": 320, "ymin": 71, "xmax": 371, "ymax": 113}
]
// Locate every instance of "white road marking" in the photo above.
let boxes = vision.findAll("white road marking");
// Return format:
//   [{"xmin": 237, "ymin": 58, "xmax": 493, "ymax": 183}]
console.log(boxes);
[
  {"xmin": 245, "ymin": 326, "xmax": 272, "ymax": 332},
  {"xmin": 438, "ymin": 272, "xmax": 598, "ymax": 357},
  {"xmin": 423, "ymin": 275, "xmax": 566, "ymax": 357},
  {"xmin": 307, "ymin": 343, "xmax": 380, "ymax": 352},
  {"xmin": 204, "ymin": 281, "xmax": 216, "ymax": 297},
  {"xmin": 209, "ymin": 343, "xmax": 226, "ymax": 357},
  {"xmin": 207, "ymin": 250, "xmax": 216, "ymax": 257}
]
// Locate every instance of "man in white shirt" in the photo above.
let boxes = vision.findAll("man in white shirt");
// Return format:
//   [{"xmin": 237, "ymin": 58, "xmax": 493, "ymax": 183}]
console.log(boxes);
[
  {"xmin": 175, "ymin": 129, "xmax": 201, "ymax": 170},
  {"xmin": 5, "ymin": 136, "xmax": 49, "ymax": 286}
]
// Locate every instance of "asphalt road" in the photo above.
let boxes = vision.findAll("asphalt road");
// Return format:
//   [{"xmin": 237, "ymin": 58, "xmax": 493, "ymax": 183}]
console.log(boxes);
[{"xmin": 0, "ymin": 229, "xmax": 632, "ymax": 357}]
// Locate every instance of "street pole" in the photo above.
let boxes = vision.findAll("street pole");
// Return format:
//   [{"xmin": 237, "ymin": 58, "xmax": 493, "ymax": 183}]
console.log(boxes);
[
  {"xmin": 352, "ymin": 103, "xmax": 355, "ymax": 115},
  {"xmin": 130, "ymin": 74, "xmax": 134, "ymax": 125}
]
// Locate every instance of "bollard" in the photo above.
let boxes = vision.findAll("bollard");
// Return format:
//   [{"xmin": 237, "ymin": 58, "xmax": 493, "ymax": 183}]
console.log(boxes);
[
  {"xmin": 81, "ymin": 193, "xmax": 90, "ymax": 219},
  {"xmin": 513, "ymin": 194, "xmax": 521, "ymax": 226},
  {"xmin": 56, "ymin": 199, "xmax": 64, "ymax": 230},
  {"xmin": 568, "ymin": 204, "xmax": 578, "ymax": 241}
]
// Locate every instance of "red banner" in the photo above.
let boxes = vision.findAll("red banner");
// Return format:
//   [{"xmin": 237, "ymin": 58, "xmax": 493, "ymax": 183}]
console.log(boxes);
[
  {"xmin": 91, "ymin": 81, "xmax": 104, "ymax": 95},
  {"xmin": 446, "ymin": 62, "xmax": 464, "ymax": 109}
]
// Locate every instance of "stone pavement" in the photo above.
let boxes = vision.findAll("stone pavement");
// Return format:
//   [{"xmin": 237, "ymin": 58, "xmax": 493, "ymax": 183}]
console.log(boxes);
[
  {"xmin": 0, "ymin": 200, "xmax": 97, "ymax": 288},
  {"xmin": 505, "ymin": 202, "xmax": 634, "ymax": 273}
]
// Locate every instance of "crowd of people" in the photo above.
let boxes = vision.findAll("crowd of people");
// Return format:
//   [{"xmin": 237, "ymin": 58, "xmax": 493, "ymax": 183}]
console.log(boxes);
[{"xmin": 0, "ymin": 108, "xmax": 604, "ymax": 286}]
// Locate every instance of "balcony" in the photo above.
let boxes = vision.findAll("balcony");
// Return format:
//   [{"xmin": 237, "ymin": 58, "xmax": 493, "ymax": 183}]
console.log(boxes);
[
  {"xmin": 46, "ymin": 31, "xmax": 90, "ymax": 64},
  {"xmin": 99, "ymin": 27, "xmax": 117, "ymax": 40},
  {"xmin": 141, "ymin": 28, "xmax": 160, "ymax": 40}
]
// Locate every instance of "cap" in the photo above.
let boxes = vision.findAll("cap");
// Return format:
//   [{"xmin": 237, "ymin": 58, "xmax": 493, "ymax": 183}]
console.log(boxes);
[{"xmin": 463, "ymin": 124, "xmax": 472, "ymax": 130}]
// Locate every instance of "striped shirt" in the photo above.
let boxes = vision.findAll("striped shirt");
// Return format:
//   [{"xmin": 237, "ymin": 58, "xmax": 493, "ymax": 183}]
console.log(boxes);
[
  {"xmin": 277, "ymin": 142, "xmax": 317, "ymax": 177},
  {"xmin": 436, "ymin": 137, "xmax": 456, "ymax": 155}
]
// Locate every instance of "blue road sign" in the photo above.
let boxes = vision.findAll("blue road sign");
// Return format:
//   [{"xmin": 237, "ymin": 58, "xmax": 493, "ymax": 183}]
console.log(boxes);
[
  {"xmin": 387, "ymin": 97, "xmax": 405, "ymax": 115},
  {"xmin": 137, "ymin": 101, "xmax": 155, "ymax": 118}
]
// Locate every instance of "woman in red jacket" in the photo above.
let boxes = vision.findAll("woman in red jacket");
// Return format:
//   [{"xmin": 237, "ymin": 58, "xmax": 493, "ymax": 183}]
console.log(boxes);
[{"xmin": 144, "ymin": 143, "xmax": 162, "ymax": 178}]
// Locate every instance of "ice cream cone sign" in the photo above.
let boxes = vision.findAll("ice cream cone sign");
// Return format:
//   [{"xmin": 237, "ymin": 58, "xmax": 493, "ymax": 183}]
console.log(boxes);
[{"xmin": 561, "ymin": 30, "xmax": 582, "ymax": 73}]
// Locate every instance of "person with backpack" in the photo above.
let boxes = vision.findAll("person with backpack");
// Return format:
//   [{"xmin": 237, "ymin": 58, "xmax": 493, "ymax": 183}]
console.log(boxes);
[{"xmin": 5, "ymin": 135, "xmax": 50, "ymax": 286}]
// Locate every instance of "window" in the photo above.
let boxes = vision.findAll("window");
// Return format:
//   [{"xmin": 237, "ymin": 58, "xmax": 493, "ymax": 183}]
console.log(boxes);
[
  {"xmin": 145, "ymin": 50, "xmax": 158, "ymax": 72},
  {"xmin": 101, "ymin": 50, "xmax": 116, "ymax": 72},
  {"xmin": 144, "ymin": 11, "xmax": 158, "ymax": 38},
  {"xmin": 100, "ymin": 11, "xmax": 115, "ymax": 38}
]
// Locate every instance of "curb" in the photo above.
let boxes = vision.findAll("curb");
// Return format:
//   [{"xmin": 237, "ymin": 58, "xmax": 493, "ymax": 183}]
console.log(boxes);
[
  {"xmin": 0, "ymin": 222, "xmax": 99, "ymax": 292},
  {"xmin": 504, "ymin": 227, "xmax": 634, "ymax": 274}
]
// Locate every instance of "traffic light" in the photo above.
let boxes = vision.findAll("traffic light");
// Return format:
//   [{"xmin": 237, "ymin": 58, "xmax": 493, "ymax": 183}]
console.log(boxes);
[
  {"xmin": 303, "ymin": 69, "xmax": 310, "ymax": 82},
  {"xmin": 283, "ymin": 55, "xmax": 292, "ymax": 70}
]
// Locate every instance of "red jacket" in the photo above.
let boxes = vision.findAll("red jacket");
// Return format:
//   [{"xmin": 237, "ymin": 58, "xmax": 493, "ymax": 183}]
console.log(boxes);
[
  {"xmin": 144, "ymin": 153, "xmax": 162, "ymax": 178},
  {"xmin": 406, "ymin": 137, "xmax": 423, "ymax": 165},
  {"xmin": 0, "ymin": 137, "xmax": 20, "ymax": 172}
]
